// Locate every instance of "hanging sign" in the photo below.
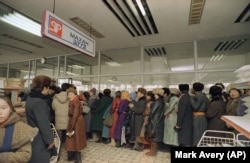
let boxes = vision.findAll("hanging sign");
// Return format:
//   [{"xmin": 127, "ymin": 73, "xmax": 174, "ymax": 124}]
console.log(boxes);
[{"xmin": 41, "ymin": 10, "xmax": 95, "ymax": 57}]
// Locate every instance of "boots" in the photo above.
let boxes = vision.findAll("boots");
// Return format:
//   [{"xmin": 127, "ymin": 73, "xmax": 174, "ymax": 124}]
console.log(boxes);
[
  {"xmin": 67, "ymin": 151, "xmax": 75, "ymax": 161},
  {"xmin": 115, "ymin": 139, "xmax": 122, "ymax": 147},
  {"xmin": 75, "ymin": 152, "xmax": 82, "ymax": 163},
  {"xmin": 145, "ymin": 142, "xmax": 158, "ymax": 156},
  {"xmin": 109, "ymin": 138, "xmax": 116, "ymax": 147}
]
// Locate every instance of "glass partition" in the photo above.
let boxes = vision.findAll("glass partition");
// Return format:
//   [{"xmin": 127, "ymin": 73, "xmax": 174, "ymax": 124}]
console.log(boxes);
[
  {"xmin": 0, "ymin": 63, "xmax": 7, "ymax": 78},
  {"xmin": 101, "ymin": 47, "xmax": 141, "ymax": 75},
  {"xmin": 197, "ymin": 36, "xmax": 250, "ymax": 71},
  {"xmin": 144, "ymin": 41, "xmax": 194, "ymax": 73},
  {"xmin": 36, "ymin": 57, "xmax": 59, "ymax": 77},
  {"xmin": 66, "ymin": 54, "xmax": 94, "ymax": 77}
]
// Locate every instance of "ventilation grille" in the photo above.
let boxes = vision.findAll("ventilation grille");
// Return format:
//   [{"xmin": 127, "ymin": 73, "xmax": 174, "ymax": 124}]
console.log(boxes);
[
  {"xmin": 103, "ymin": 0, "xmax": 158, "ymax": 37},
  {"xmin": 189, "ymin": 0, "xmax": 206, "ymax": 25},
  {"xmin": 145, "ymin": 47, "xmax": 167, "ymax": 57},
  {"xmin": 1, "ymin": 34, "xmax": 43, "ymax": 48},
  {"xmin": 213, "ymin": 39, "xmax": 248, "ymax": 52},
  {"xmin": 70, "ymin": 17, "xmax": 105, "ymax": 38},
  {"xmin": 234, "ymin": 3, "xmax": 250, "ymax": 23},
  {"xmin": 0, "ymin": 43, "xmax": 32, "ymax": 54}
]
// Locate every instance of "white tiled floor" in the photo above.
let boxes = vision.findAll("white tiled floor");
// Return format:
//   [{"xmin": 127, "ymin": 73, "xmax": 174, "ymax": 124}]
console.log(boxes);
[{"xmin": 57, "ymin": 141, "xmax": 171, "ymax": 163}]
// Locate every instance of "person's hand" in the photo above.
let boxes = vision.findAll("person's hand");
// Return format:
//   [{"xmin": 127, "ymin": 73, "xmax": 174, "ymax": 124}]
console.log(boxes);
[
  {"xmin": 47, "ymin": 141, "xmax": 55, "ymax": 149},
  {"xmin": 66, "ymin": 131, "xmax": 75, "ymax": 137},
  {"xmin": 128, "ymin": 103, "xmax": 134, "ymax": 108}
]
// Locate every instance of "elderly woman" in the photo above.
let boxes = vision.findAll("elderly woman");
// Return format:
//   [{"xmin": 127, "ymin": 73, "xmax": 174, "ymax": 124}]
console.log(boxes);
[
  {"xmin": 163, "ymin": 88, "xmax": 180, "ymax": 146},
  {"xmin": 145, "ymin": 88, "xmax": 165, "ymax": 156},
  {"xmin": 25, "ymin": 75, "xmax": 55, "ymax": 163},
  {"xmin": 65, "ymin": 88, "xmax": 87, "ymax": 163},
  {"xmin": 0, "ymin": 96, "xmax": 38, "ymax": 162}
]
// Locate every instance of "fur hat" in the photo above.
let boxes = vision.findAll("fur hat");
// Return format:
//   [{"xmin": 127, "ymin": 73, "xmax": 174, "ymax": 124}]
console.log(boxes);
[
  {"xmin": 67, "ymin": 88, "xmax": 77, "ymax": 95},
  {"xmin": 89, "ymin": 88, "xmax": 97, "ymax": 95},
  {"xmin": 153, "ymin": 88, "xmax": 164, "ymax": 96},
  {"xmin": 170, "ymin": 88, "xmax": 180, "ymax": 96}
]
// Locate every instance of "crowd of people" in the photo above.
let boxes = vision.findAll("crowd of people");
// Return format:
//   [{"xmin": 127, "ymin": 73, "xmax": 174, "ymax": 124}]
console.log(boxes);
[{"xmin": 0, "ymin": 74, "xmax": 250, "ymax": 162}]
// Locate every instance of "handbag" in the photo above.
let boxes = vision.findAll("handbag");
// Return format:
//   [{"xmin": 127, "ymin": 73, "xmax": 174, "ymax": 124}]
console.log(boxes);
[
  {"xmin": 103, "ymin": 113, "xmax": 113, "ymax": 127},
  {"xmin": 82, "ymin": 105, "xmax": 90, "ymax": 113}
]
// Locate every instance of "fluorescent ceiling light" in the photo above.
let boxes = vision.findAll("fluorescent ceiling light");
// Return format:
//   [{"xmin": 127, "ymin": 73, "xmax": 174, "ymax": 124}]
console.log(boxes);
[
  {"xmin": 136, "ymin": 0, "xmax": 146, "ymax": 16},
  {"xmin": 0, "ymin": 11, "xmax": 41, "ymax": 37},
  {"xmin": 105, "ymin": 61, "xmax": 121, "ymax": 67},
  {"xmin": 171, "ymin": 65, "xmax": 194, "ymax": 71},
  {"xmin": 68, "ymin": 65, "xmax": 85, "ymax": 69}
]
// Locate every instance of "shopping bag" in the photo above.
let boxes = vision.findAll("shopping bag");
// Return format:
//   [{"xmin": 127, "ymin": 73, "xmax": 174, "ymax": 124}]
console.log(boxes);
[{"xmin": 103, "ymin": 113, "xmax": 113, "ymax": 127}]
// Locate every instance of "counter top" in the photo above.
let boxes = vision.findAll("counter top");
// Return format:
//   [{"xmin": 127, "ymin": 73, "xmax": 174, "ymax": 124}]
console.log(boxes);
[{"xmin": 221, "ymin": 115, "xmax": 250, "ymax": 139}]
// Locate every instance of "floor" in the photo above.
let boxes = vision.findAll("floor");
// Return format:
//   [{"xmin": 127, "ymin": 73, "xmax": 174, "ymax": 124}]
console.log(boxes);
[{"xmin": 55, "ymin": 140, "xmax": 171, "ymax": 163}]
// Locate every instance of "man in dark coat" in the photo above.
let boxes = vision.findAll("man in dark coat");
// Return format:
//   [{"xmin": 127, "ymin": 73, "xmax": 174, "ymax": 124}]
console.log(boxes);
[
  {"xmin": 128, "ymin": 88, "xmax": 147, "ymax": 150},
  {"xmin": 175, "ymin": 84, "xmax": 193, "ymax": 147},
  {"xmin": 25, "ymin": 75, "xmax": 55, "ymax": 163}
]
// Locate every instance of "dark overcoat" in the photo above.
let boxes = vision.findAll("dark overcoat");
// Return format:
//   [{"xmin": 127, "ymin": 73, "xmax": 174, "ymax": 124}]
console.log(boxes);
[{"xmin": 176, "ymin": 91, "xmax": 193, "ymax": 146}]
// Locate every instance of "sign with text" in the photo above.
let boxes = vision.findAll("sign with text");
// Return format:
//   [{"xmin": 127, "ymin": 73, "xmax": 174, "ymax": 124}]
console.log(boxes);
[{"xmin": 41, "ymin": 10, "xmax": 95, "ymax": 57}]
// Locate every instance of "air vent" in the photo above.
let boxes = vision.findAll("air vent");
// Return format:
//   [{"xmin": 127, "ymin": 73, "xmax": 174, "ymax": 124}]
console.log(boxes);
[
  {"xmin": 145, "ymin": 47, "xmax": 167, "ymax": 57},
  {"xmin": 0, "ymin": 43, "xmax": 32, "ymax": 54},
  {"xmin": 103, "ymin": 0, "xmax": 158, "ymax": 37},
  {"xmin": 213, "ymin": 39, "xmax": 248, "ymax": 52},
  {"xmin": 234, "ymin": 3, "xmax": 250, "ymax": 23},
  {"xmin": 1, "ymin": 34, "xmax": 43, "ymax": 48},
  {"xmin": 70, "ymin": 17, "xmax": 105, "ymax": 38},
  {"xmin": 189, "ymin": 0, "xmax": 206, "ymax": 25}
]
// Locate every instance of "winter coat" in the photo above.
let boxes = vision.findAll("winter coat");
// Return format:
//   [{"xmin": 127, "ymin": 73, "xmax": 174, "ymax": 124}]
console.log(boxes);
[
  {"xmin": 52, "ymin": 91, "xmax": 69, "ymax": 130},
  {"xmin": 190, "ymin": 92, "xmax": 209, "ymax": 146},
  {"xmin": 109, "ymin": 97, "xmax": 121, "ymax": 138},
  {"xmin": 88, "ymin": 95, "xmax": 99, "ymax": 131},
  {"xmin": 163, "ymin": 95, "xmax": 179, "ymax": 146},
  {"xmin": 65, "ymin": 96, "xmax": 87, "ymax": 151},
  {"xmin": 129, "ymin": 97, "xmax": 147, "ymax": 142},
  {"xmin": 25, "ymin": 89, "xmax": 55, "ymax": 163},
  {"xmin": 225, "ymin": 97, "xmax": 240, "ymax": 116},
  {"xmin": 91, "ymin": 95, "xmax": 113, "ymax": 132},
  {"xmin": 0, "ymin": 112, "xmax": 38, "ymax": 163},
  {"xmin": 147, "ymin": 97, "xmax": 165, "ymax": 143},
  {"xmin": 176, "ymin": 91, "xmax": 193, "ymax": 146},
  {"xmin": 102, "ymin": 104, "xmax": 112, "ymax": 138},
  {"xmin": 114, "ymin": 99, "xmax": 129, "ymax": 140},
  {"xmin": 206, "ymin": 96, "xmax": 227, "ymax": 135}
]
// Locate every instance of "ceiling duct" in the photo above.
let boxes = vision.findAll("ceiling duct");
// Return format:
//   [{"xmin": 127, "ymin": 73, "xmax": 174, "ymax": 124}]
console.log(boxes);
[
  {"xmin": 234, "ymin": 3, "xmax": 250, "ymax": 23},
  {"xmin": 1, "ymin": 34, "xmax": 43, "ymax": 48},
  {"xmin": 189, "ymin": 0, "xmax": 206, "ymax": 25},
  {"xmin": 0, "ymin": 43, "xmax": 32, "ymax": 54},
  {"xmin": 145, "ymin": 47, "xmax": 167, "ymax": 57},
  {"xmin": 70, "ymin": 17, "xmax": 105, "ymax": 38},
  {"xmin": 213, "ymin": 39, "xmax": 248, "ymax": 52},
  {"xmin": 103, "ymin": 0, "xmax": 158, "ymax": 37}
]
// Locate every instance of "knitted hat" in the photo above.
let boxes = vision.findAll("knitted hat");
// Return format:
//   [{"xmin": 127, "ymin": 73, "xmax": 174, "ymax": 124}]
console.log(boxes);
[
  {"xmin": 129, "ymin": 92, "xmax": 137, "ymax": 101},
  {"xmin": 170, "ymin": 88, "xmax": 180, "ymax": 96},
  {"xmin": 89, "ymin": 88, "xmax": 97, "ymax": 95},
  {"xmin": 67, "ymin": 88, "xmax": 77, "ymax": 95}
]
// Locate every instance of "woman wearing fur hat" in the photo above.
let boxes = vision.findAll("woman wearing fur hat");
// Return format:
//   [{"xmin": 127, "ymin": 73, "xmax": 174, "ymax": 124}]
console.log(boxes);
[
  {"xmin": 145, "ymin": 88, "xmax": 165, "ymax": 156},
  {"xmin": 25, "ymin": 75, "xmax": 55, "ymax": 163},
  {"xmin": 65, "ymin": 88, "xmax": 87, "ymax": 163},
  {"xmin": 163, "ymin": 88, "xmax": 180, "ymax": 146},
  {"xmin": 128, "ymin": 88, "xmax": 147, "ymax": 150},
  {"xmin": 0, "ymin": 96, "xmax": 38, "ymax": 163}
]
